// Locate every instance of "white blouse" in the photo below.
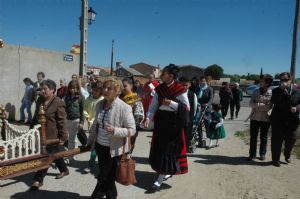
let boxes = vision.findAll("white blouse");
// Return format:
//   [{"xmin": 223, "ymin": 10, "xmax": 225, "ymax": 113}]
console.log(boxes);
[{"xmin": 96, "ymin": 108, "xmax": 112, "ymax": 146}]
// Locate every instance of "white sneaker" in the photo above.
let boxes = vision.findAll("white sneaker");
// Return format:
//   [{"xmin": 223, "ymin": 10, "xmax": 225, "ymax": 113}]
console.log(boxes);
[
  {"xmin": 82, "ymin": 167, "xmax": 91, "ymax": 174},
  {"xmin": 64, "ymin": 158, "xmax": 70, "ymax": 165},
  {"xmin": 153, "ymin": 181, "xmax": 162, "ymax": 187},
  {"xmin": 163, "ymin": 175, "xmax": 172, "ymax": 181}
]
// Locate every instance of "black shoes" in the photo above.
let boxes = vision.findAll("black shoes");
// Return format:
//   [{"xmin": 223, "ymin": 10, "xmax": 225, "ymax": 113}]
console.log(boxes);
[
  {"xmin": 246, "ymin": 156, "xmax": 254, "ymax": 161},
  {"xmin": 187, "ymin": 147, "xmax": 195, "ymax": 153},
  {"xmin": 30, "ymin": 181, "xmax": 43, "ymax": 190},
  {"xmin": 259, "ymin": 155, "xmax": 265, "ymax": 161},
  {"xmin": 55, "ymin": 170, "xmax": 69, "ymax": 179},
  {"xmin": 272, "ymin": 161, "xmax": 281, "ymax": 167},
  {"xmin": 151, "ymin": 184, "xmax": 162, "ymax": 192},
  {"xmin": 285, "ymin": 157, "xmax": 291, "ymax": 163},
  {"xmin": 145, "ymin": 184, "xmax": 161, "ymax": 194}
]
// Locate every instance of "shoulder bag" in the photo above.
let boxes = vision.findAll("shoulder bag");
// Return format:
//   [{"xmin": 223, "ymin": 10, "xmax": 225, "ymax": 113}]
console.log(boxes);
[{"xmin": 115, "ymin": 129, "xmax": 137, "ymax": 185}]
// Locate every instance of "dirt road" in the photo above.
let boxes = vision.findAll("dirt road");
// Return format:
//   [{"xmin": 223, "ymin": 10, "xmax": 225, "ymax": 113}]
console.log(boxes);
[{"xmin": 1, "ymin": 107, "xmax": 299, "ymax": 199}]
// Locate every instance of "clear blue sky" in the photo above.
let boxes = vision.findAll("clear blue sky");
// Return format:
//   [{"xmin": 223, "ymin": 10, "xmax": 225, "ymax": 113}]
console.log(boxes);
[{"xmin": 0, "ymin": 0, "xmax": 299, "ymax": 76}]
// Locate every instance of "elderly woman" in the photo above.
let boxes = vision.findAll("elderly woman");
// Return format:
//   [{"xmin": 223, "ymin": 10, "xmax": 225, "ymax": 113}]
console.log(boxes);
[
  {"xmin": 144, "ymin": 64, "xmax": 190, "ymax": 191},
  {"xmin": 56, "ymin": 78, "xmax": 68, "ymax": 99},
  {"xmin": 30, "ymin": 79, "xmax": 69, "ymax": 190},
  {"xmin": 247, "ymin": 74, "xmax": 273, "ymax": 161},
  {"xmin": 87, "ymin": 78, "xmax": 136, "ymax": 199}
]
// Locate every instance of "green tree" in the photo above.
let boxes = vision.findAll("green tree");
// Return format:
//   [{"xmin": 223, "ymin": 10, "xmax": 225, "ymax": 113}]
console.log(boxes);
[
  {"xmin": 295, "ymin": 77, "xmax": 300, "ymax": 86},
  {"xmin": 231, "ymin": 74, "xmax": 241, "ymax": 82},
  {"xmin": 204, "ymin": 64, "xmax": 224, "ymax": 80}
]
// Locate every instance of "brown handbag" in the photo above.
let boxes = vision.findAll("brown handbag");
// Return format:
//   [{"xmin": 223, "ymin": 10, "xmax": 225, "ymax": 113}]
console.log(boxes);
[{"xmin": 115, "ymin": 129, "xmax": 137, "ymax": 186}]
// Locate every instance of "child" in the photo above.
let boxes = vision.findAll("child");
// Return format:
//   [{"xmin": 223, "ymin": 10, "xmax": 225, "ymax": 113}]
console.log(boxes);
[{"xmin": 206, "ymin": 103, "xmax": 226, "ymax": 149}]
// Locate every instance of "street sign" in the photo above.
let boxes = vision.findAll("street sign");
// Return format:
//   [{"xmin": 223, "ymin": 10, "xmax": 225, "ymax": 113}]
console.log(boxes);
[{"xmin": 63, "ymin": 54, "xmax": 73, "ymax": 61}]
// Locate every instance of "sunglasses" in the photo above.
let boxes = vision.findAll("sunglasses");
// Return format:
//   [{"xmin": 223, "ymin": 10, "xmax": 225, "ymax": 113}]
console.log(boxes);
[{"xmin": 280, "ymin": 79, "xmax": 290, "ymax": 82}]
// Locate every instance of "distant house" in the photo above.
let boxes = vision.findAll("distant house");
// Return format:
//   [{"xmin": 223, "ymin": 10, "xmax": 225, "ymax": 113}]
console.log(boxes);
[
  {"xmin": 87, "ymin": 65, "xmax": 111, "ymax": 76},
  {"xmin": 129, "ymin": 62, "xmax": 160, "ymax": 78},
  {"xmin": 211, "ymin": 78, "xmax": 231, "ymax": 86},
  {"xmin": 115, "ymin": 67, "xmax": 144, "ymax": 77},
  {"xmin": 178, "ymin": 65, "xmax": 205, "ymax": 79}
]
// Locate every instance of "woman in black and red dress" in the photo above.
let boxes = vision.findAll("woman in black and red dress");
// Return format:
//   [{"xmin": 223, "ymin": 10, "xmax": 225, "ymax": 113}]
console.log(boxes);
[{"xmin": 144, "ymin": 64, "xmax": 190, "ymax": 191}]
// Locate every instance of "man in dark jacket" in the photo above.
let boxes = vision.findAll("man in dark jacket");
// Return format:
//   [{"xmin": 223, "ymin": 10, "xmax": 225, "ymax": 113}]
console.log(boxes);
[
  {"xmin": 230, "ymin": 82, "xmax": 243, "ymax": 119},
  {"xmin": 270, "ymin": 72, "xmax": 300, "ymax": 167},
  {"xmin": 32, "ymin": 72, "xmax": 45, "ymax": 102},
  {"xmin": 195, "ymin": 76, "xmax": 214, "ymax": 147},
  {"xmin": 219, "ymin": 82, "xmax": 233, "ymax": 119}
]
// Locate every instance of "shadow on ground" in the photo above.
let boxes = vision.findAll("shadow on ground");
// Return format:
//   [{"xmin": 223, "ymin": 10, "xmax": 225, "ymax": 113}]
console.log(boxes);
[
  {"xmin": 133, "ymin": 156, "xmax": 149, "ymax": 165},
  {"xmin": 0, "ymin": 173, "xmax": 34, "ymax": 188},
  {"xmin": 67, "ymin": 160, "xmax": 98, "ymax": 178},
  {"xmin": 134, "ymin": 170, "xmax": 157, "ymax": 191},
  {"xmin": 188, "ymin": 154, "xmax": 272, "ymax": 166},
  {"xmin": 10, "ymin": 190, "xmax": 89, "ymax": 199}
]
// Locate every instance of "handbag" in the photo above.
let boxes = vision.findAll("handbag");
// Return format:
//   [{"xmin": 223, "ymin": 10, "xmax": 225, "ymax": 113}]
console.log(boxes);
[
  {"xmin": 77, "ymin": 128, "xmax": 87, "ymax": 146},
  {"xmin": 115, "ymin": 129, "xmax": 137, "ymax": 186}
]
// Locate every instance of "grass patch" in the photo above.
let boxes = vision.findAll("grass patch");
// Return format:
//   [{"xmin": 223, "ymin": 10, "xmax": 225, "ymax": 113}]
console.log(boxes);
[
  {"xmin": 235, "ymin": 128, "xmax": 300, "ymax": 159},
  {"xmin": 235, "ymin": 129, "xmax": 250, "ymax": 145},
  {"xmin": 295, "ymin": 133, "xmax": 300, "ymax": 159}
]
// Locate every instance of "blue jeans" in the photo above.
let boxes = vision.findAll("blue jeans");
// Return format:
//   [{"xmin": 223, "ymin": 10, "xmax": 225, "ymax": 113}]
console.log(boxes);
[{"xmin": 20, "ymin": 100, "xmax": 32, "ymax": 122}]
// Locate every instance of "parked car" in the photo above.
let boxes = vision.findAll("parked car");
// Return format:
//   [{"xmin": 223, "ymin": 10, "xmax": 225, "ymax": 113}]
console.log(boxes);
[
  {"xmin": 246, "ymin": 79, "xmax": 280, "ymax": 96},
  {"xmin": 246, "ymin": 84, "xmax": 259, "ymax": 96}
]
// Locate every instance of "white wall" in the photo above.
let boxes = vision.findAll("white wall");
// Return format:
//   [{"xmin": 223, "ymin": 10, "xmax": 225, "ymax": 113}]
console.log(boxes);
[{"xmin": 0, "ymin": 45, "xmax": 79, "ymax": 120}]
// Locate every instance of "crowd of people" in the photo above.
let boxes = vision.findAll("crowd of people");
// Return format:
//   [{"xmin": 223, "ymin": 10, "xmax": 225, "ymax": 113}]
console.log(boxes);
[{"xmin": 16, "ymin": 67, "xmax": 300, "ymax": 198}]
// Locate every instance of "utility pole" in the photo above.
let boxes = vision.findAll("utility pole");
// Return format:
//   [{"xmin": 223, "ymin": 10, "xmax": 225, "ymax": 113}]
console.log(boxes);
[
  {"xmin": 79, "ymin": 0, "xmax": 88, "ymax": 76},
  {"xmin": 110, "ymin": 40, "xmax": 114, "ymax": 76},
  {"xmin": 290, "ymin": 0, "xmax": 300, "ymax": 81}
]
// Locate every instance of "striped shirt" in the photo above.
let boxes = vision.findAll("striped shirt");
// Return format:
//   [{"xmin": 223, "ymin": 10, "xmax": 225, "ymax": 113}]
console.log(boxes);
[{"xmin": 96, "ymin": 108, "xmax": 112, "ymax": 147}]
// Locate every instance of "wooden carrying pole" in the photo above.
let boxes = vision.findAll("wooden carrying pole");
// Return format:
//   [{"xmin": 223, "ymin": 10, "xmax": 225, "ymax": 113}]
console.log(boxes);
[{"xmin": 0, "ymin": 146, "xmax": 88, "ymax": 180}]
